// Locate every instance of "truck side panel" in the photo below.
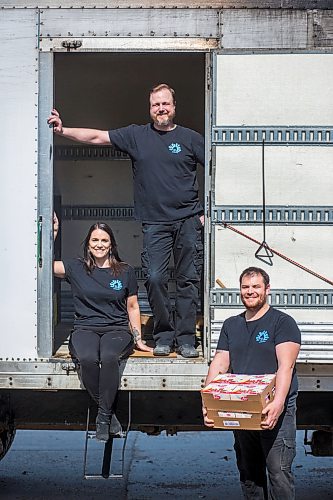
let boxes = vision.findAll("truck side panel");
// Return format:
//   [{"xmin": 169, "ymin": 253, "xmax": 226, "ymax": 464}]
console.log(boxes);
[{"xmin": 210, "ymin": 52, "xmax": 333, "ymax": 358}]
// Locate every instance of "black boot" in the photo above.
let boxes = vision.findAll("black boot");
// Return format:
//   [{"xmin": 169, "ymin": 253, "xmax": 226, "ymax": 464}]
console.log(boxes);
[
  {"xmin": 96, "ymin": 411, "xmax": 111, "ymax": 442},
  {"xmin": 110, "ymin": 413, "xmax": 123, "ymax": 437}
]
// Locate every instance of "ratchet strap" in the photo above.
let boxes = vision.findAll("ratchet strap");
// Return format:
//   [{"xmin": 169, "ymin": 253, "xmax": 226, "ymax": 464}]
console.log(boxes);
[{"xmin": 220, "ymin": 222, "xmax": 333, "ymax": 287}]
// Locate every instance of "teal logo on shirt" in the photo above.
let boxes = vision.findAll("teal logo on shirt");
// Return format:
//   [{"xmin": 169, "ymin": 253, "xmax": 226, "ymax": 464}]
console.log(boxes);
[
  {"xmin": 168, "ymin": 143, "xmax": 182, "ymax": 154},
  {"xmin": 256, "ymin": 330, "xmax": 269, "ymax": 343},
  {"xmin": 109, "ymin": 279, "xmax": 123, "ymax": 291}
]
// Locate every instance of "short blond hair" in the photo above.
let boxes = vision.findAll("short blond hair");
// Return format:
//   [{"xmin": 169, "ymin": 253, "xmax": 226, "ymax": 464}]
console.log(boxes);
[{"xmin": 150, "ymin": 84, "xmax": 176, "ymax": 104}]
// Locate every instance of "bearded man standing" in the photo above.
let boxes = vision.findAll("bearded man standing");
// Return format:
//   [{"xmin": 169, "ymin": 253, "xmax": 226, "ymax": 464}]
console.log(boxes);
[
  {"xmin": 48, "ymin": 84, "xmax": 204, "ymax": 358},
  {"xmin": 203, "ymin": 267, "xmax": 301, "ymax": 499}
]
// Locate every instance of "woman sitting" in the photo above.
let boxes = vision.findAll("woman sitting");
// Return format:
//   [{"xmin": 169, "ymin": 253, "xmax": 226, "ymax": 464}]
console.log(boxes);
[{"xmin": 53, "ymin": 214, "xmax": 152, "ymax": 441}]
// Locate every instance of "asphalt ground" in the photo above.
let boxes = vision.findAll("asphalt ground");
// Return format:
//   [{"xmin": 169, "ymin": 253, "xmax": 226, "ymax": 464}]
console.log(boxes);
[{"xmin": 0, "ymin": 430, "xmax": 332, "ymax": 499}]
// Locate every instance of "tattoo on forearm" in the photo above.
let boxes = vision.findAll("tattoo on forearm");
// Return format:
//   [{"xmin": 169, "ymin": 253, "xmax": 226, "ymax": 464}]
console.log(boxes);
[{"xmin": 132, "ymin": 327, "xmax": 141, "ymax": 343}]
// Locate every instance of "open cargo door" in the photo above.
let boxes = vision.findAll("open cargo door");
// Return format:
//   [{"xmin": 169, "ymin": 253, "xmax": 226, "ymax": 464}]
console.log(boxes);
[
  {"xmin": 0, "ymin": 10, "xmax": 54, "ymax": 358},
  {"xmin": 209, "ymin": 53, "xmax": 333, "ymax": 361}
]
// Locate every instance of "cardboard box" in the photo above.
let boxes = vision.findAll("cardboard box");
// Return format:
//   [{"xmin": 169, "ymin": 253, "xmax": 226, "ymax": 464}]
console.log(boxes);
[
  {"xmin": 206, "ymin": 409, "xmax": 265, "ymax": 430},
  {"xmin": 202, "ymin": 374, "xmax": 276, "ymax": 430}
]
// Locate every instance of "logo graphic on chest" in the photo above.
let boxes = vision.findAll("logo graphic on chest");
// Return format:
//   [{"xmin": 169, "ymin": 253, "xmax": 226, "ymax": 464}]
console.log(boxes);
[
  {"xmin": 168, "ymin": 142, "xmax": 182, "ymax": 154},
  {"xmin": 255, "ymin": 330, "xmax": 270, "ymax": 343},
  {"xmin": 109, "ymin": 279, "xmax": 123, "ymax": 291}
]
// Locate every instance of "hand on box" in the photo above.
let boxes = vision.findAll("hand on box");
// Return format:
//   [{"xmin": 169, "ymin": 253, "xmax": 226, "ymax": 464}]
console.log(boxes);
[
  {"xmin": 202, "ymin": 405, "xmax": 215, "ymax": 427},
  {"xmin": 260, "ymin": 400, "xmax": 285, "ymax": 430}
]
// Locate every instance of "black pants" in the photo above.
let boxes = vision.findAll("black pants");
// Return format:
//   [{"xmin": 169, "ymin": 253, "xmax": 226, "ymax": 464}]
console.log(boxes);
[
  {"xmin": 141, "ymin": 214, "xmax": 203, "ymax": 347},
  {"xmin": 69, "ymin": 327, "xmax": 134, "ymax": 415}
]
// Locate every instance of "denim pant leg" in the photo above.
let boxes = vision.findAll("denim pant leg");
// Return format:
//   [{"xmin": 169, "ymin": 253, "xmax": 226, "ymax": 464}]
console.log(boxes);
[
  {"xmin": 261, "ymin": 399, "xmax": 297, "ymax": 500},
  {"xmin": 234, "ymin": 399, "xmax": 297, "ymax": 500},
  {"xmin": 173, "ymin": 215, "xmax": 203, "ymax": 346},
  {"xmin": 141, "ymin": 223, "xmax": 175, "ymax": 346}
]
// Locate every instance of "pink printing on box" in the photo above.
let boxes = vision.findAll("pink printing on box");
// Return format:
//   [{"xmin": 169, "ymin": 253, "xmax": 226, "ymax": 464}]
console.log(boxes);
[{"xmin": 202, "ymin": 374, "xmax": 275, "ymax": 400}]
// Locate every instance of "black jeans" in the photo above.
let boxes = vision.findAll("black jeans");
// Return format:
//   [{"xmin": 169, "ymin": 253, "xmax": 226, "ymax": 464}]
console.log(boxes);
[
  {"xmin": 233, "ymin": 397, "xmax": 297, "ymax": 500},
  {"xmin": 141, "ymin": 214, "xmax": 203, "ymax": 347},
  {"xmin": 69, "ymin": 327, "xmax": 134, "ymax": 415}
]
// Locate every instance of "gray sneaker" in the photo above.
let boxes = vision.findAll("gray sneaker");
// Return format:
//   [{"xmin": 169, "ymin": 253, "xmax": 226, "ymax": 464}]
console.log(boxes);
[
  {"xmin": 153, "ymin": 344, "xmax": 171, "ymax": 356},
  {"xmin": 176, "ymin": 345, "xmax": 199, "ymax": 358}
]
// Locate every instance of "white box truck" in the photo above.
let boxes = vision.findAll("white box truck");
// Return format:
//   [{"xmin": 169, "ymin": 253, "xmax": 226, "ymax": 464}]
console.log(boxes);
[{"xmin": 1, "ymin": 0, "xmax": 333, "ymax": 463}]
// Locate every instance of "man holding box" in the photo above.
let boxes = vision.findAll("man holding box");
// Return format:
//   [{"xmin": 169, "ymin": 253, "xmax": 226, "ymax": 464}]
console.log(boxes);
[{"xmin": 202, "ymin": 267, "xmax": 301, "ymax": 500}]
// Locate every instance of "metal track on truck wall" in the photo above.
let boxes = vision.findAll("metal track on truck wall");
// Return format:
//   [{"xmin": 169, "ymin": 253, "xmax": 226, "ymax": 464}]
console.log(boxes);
[
  {"xmin": 62, "ymin": 205, "xmax": 134, "ymax": 220},
  {"xmin": 61, "ymin": 205, "xmax": 333, "ymax": 224},
  {"xmin": 55, "ymin": 145, "xmax": 128, "ymax": 161},
  {"xmin": 210, "ymin": 289, "xmax": 333, "ymax": 308},
  {"xmin": 212, "ymin": 206, "xmax": 333, "ymax": 225},
  {"xmin": 212, "ymin": 126, "xmax": 333, "ymax": 146}
]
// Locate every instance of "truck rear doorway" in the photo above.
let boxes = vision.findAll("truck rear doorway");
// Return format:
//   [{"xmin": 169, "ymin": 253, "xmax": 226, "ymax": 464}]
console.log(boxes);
[{"xmin": 52, "ymin": 52, "xmax": 206, "ymax": 359}]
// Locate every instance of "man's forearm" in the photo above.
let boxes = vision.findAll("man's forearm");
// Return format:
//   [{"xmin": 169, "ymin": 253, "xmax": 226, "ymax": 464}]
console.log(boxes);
[
  {"xmin": 273, "ymin": 366, "xmax": 294, "ymax": 407},
  {"xmin": 274, "ymin": 342, "xmax": 300, "ymax": 407},
  {"xmin": 58, "ymin": 127, "xmax": 110, "ymax": 145},
  {"xmin": 204, "ymin": 351, "xmax": 229, "ymax": 386}
]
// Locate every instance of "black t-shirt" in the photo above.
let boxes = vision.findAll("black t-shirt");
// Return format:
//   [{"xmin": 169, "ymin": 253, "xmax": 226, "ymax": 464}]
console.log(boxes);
[
  {"xmin": 63, "ymin": 258, "xmax": 138, "ymax": 328},
  {"xmin": 108, "ymin": 123, "xmax": 204, "ymax": 223},
  {"xmin": 216, "ymin": 307, "xmax": 301, "ymax": 398}
]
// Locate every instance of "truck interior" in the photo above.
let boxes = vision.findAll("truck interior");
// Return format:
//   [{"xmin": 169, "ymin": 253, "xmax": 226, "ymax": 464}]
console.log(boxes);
[{"xmin": 52, "ymin": 52, "xmax": 206, "ymax": 359}]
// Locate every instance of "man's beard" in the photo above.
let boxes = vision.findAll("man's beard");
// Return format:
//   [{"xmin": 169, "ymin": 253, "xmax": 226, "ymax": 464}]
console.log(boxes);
[
  {"xmin": 156, "ymin": 116, "xmax": 171, "ymax": 126},
  {"xmin": 153, "ymin": 111, "xmax": 175, "ymax": 127},
  {"xmin": 241, "ymin": 295, "xmax": 267, "ymax": 311}
]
